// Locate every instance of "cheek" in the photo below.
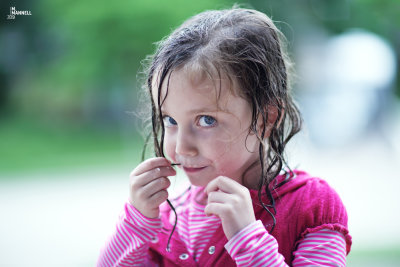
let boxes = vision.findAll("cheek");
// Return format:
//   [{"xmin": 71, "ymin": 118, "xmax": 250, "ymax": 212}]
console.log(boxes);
[
  {"xmin": 163, "ymin": 135, "xmax": 176, "ymax": 159},
  {"xmin": 204, "ymin": 133, "xmax": 231, "ymax": 159},
  {"xmin": 212, "ymin": 134, "xmax": 258, "ymax": 174},
  {"xmin": 212, "ymin": 130, "xmax": 254, "ymax": 158},
  {"xmin": 209, "ymin": 138, "xmax": 241, "ymax": 165}
]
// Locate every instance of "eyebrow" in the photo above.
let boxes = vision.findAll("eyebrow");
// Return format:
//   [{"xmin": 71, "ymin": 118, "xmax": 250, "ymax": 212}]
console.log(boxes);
[{"xmin": 161, "ymin": 107, "xmax": 229, "ymax": 115}]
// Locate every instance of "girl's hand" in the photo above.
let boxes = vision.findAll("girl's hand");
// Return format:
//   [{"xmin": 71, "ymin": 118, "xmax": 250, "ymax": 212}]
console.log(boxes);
[
  {"xmin": 129, "ymin": 157, "xmax": 176, "ymax": 218},
  {"xmin": 204, "ymin": 176, "xmax": 256, "ymax": 240}
]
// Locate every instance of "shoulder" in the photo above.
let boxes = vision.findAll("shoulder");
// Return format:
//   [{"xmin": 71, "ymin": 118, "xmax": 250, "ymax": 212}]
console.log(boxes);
[
  {"xmin": 281, "ymin": 170, "xmax": 352, "ymax": 253},
  {"xmin": 278, "ymin": 171, "xmax": 348, "ymax": 223},
  {"xmin": 288, "ymin": 172, "xmax": 347, "ymax": 222},
  {"xmin": 275, "ymin": 170, "xmax": 343, "ymax": 203},
  {"xmin": 275, "ymin": 170, "xmax": 337, "ymax": 196}
]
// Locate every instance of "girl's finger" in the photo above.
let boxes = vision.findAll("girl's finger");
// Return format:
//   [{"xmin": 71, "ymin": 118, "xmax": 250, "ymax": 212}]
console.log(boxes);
[
  {"xmin": 142, "ymin": 176, "xmax": 171, "ymax": 198},
  {"xmin": 204, "ymin": 202, "xmax": 226, "ymax": 217},
  {"xmin": 130, "ymin": 157, "xmax": 171, "ymax": 176},
  {"xmin": 207, "ymin": 190, "xmax": 230, "ymax": 204},
  {"xmin": 131, "ymin": 166, "xmax": 176, "ymax": 188},
  {"xmin": 148, "ymin": 189, "xmax": 169, "ymax": 207},
  {"xmin": 205, "ymin": 176, "xmax": 242, "ymax": 195}
]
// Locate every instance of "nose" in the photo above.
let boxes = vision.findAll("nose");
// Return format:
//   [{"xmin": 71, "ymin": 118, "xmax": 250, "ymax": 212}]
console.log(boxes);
[{"xmin": 175, "ymin": 128, "xmax": 197, "ymax": 157}]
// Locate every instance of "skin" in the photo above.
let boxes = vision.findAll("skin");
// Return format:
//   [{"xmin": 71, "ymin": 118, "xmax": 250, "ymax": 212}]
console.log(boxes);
[
  {"xmin": 129, "ymin": 66, "xmax": 264, "ymax": 240},
  {"xmin": 129, "ymin": 157, "xmax": 176, "ymax": 219}
]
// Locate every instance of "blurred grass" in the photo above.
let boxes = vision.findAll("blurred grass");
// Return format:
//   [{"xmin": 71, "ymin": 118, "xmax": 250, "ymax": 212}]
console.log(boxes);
[
  {"xmin": 347, "ymin": 247, "xmax": 400, "ymax": 266},
  {"xmin": 0, "ymin": 116, "xmax": 143, "ymax": 178}
]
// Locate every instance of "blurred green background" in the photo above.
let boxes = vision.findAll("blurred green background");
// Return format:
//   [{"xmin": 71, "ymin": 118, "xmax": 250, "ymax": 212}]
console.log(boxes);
[
  {"xmin": 1, "ymin": 0, "xmax": 399, "ymax": 266},
  {"xmin": 1, "ymin": 0, "xmax": 399, "ymax": 173}
]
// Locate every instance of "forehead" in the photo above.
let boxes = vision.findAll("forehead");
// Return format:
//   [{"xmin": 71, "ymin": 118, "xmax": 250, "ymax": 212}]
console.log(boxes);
[{"xmin": 151, "ymin": 63, "xmax": 238, "ymax": 107}]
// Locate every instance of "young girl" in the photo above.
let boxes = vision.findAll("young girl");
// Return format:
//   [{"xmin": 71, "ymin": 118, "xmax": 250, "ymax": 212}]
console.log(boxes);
[{"xmin": 98, "ymin": 7, "xmax": 351, "ymax": 266}]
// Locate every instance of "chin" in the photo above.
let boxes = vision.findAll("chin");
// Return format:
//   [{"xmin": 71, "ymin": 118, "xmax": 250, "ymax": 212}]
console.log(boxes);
[
  {"xmin": 187, "ymin": 177, "xmax": 211, "ymax": 188},
  {"xmin": 188, "ymin": 180, "xmax": 208, "ymax": 188}
]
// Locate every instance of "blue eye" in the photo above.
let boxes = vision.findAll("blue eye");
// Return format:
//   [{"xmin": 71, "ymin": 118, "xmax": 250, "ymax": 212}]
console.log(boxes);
[
  {"xmin": 198, "ymin": 115, "xmax": 217, "ymax": 127},
  {"xmin": 163, "ymin": 116, "xmax": 177, "ymax": 127}
]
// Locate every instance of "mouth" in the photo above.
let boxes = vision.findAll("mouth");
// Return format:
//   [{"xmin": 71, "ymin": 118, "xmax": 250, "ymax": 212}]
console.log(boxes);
[{"xmin": 182, "ymin": 166, "xmax": 207, "ymax": 173}]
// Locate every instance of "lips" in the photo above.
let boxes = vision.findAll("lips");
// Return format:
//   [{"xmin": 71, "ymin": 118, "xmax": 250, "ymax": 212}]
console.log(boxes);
[{"xmin": 183, "ymin": 166, "xmax": 207, "ymax": 173}]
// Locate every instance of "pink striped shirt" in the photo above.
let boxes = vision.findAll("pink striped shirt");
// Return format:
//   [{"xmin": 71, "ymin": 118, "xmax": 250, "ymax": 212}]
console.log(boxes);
[
  {"xmin": 98, "ymin": 188, "xmax": 347, "ymax": 266},
  {"xmin": 174, "ymin": 199, "xmax": 221, "ymax": 261}
]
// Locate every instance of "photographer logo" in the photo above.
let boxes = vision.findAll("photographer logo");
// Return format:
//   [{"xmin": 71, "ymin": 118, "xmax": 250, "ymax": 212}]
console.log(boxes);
[{"xmin": 7, "ymin": 7, "xmax": 32, "ymax": 20}]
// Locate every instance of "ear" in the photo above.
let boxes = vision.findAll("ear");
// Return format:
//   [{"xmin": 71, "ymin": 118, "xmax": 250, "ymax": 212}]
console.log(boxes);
[{"xmin": 257, "ymin": 105, "xmax": 283, "ymax": 138}]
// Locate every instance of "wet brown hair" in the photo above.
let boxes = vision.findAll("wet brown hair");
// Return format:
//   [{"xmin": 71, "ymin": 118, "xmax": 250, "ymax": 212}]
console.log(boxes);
[{"xmin": 141, "ymin": 7, "xmax": 302, "ymax": 241}]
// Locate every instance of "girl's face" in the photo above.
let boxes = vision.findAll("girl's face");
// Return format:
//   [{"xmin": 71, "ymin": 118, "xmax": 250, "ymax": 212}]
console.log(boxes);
[{"xmin": 153, "ymin": 67, "xmax": 260, "ymax": 188}]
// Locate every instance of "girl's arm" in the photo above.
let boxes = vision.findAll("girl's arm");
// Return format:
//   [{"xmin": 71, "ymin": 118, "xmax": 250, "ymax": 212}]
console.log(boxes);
[
  {"xmin": 204, "ymin": 177, "xmax": 347, "ymax": 266},
  {"xmin": 97, "ymin": 202, "xmax": 162, "ymax": 267},
  {"xmin": 292, "ymin": 228, "xmax": 347, "ymax": 265},
  {"xmin": 98, "ymin": 157, "xmax": 175, "ymax": 266},
  {"xmin": 225, "ymin": 220, "xmax": 347, "ymax": 267}
]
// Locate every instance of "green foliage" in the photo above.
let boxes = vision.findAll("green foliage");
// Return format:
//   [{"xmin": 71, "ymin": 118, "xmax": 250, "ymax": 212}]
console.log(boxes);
[
  {"xmin": 9, "ymin": 0, "xmax": 233, "ymax": 120},
  {"xmin": 2, "ymin": 0, "xmax": 399, "ymax": 174},
  {"xmin": 2, "ymin": 0, "xmax": 235, "ymax": 174},
  {"xmin": 5, "ymin": 0, "xmax": 399, "ymax": 120},
  {"xmin": 347, "ymin": 246, "xmax": 400, "ymax": 266},
  {"xmin": 0, "ymin": 116, "xmax": 142, "ymax": 175}
]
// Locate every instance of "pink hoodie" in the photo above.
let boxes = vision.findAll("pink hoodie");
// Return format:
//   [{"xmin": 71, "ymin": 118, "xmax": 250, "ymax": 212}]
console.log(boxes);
[{"xmin": 147, "ymin": 170, "xmax": 352, "ymax": 266}]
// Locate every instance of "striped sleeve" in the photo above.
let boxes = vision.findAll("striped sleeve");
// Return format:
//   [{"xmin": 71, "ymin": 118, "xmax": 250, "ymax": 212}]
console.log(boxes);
[
  {"xmin": 225, "ymin": 220, "xmax": 286, "ymax": 267},
  {"xmin": 97, "ymin": 202, "xmax": 162, "ymax": 267},
  {"xmin": 225, "ymin": 220, "xmax": 347, "ymax": 267},
  {"xmin": 292, "ymin": 228, "xmax": 347, "ymax": 266}
]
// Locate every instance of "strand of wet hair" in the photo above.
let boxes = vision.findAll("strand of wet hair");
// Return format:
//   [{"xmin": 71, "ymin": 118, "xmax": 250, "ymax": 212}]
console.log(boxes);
[
  {"xmin": 140, "ymin": 130, "xmax": 177, "ymax": 252},
  {"xmin": 165, "ymin": 199, "xmax": 177, "ymax": 252},
  {"xmin": 258, "ymin": 141, "xmax": 277, "ymax": 233},
  {"xmin": 156, "ymin": 73, "xmax": 178, "ymax": 252}
]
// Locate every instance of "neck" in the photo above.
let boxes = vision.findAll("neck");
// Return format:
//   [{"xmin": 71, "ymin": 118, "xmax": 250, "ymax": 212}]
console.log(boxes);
[
  {"xmin": 241, "ymin": 160, "xmax": 262, "ymax": 190},
  {"xmin": 194, "ymin": 188, "xmax": 208, "ymax": 205}
]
